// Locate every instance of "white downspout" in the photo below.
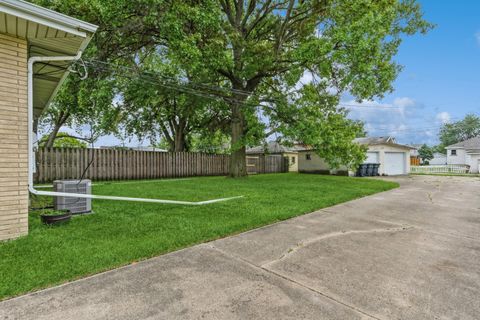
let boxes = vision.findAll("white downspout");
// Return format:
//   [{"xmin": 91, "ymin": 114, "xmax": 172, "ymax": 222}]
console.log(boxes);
[{"xmin": 28, "ymin": 55, "xmax": 243, "ymax": 205}]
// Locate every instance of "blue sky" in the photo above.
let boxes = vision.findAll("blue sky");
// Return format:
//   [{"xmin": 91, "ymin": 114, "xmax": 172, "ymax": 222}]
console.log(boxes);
[
  {"xmin": 346, "ymin": 0, "xmax": 480, "ymax": 145},
  {"xmin": 70, "ymin": 0, "xmax": 479, "ymax": 147}
]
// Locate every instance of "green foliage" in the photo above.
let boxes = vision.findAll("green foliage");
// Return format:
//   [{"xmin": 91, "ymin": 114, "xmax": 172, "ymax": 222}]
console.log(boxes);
[
  {"xmin": 190, "ymin": 131, "xmax": 231, "ymax": 154},
  {"xmin": 439, "ymin": 114, "xmax": 480, "ymax": 148},
  {"xmin": 32, "ymin": 0, "xmax": 432, "ymax": 176},
  {"xmin": 38, "ymin": 68, "xmax": 119, "ymax": 146},
  {"xmin": 271, "ymin": 84, "xmax": 367, "ymax": 169},
  {"xmin": 32, "ymin": 0, "xmax": 139, "ymax": 142},
  {"xmin": 1, "ymin": 174, "xmax": 397, "ymax": 299},
  {"xmin": 38, "ymin": 132, "xmax": 88, "ymax": 149},
  {"xmin": 418, "ymin": 144, "xmax": 434, "ymax": 163},
  {"xmin": 118, "ymin": 52, "xmax": 229, "ymax": 152},
  {"xmin": 153, "ymin": 0, "xmax": 432, "ymax": 175}
]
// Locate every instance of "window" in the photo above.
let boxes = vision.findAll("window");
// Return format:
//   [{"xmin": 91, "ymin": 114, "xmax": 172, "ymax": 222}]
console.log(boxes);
[
  {"xmin": 306, "ymin": 154, "xmax": 311, "ymax": 160},
  {"xmin": 451, "ymin": 150, "xmax": 457, "ymax": 156},
  {"xmin": 291, "ymin": 156, "xmax": 296, "ymax": 164}
]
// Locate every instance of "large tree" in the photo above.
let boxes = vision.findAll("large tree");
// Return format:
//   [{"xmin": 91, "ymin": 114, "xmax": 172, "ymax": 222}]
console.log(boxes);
[
  {"xmin": 32, "ymin": 0, "xmax": 170, "ymax": 143},
  {"xmin": 118, "ymin": 52, "xmax": 230, "ymax": 152},
  {"xmin": 38, "ymin": 77, "xmax": 117, "ymax": 147},
  {"xmin": 34, "ymin": 0, "xmax": 432, "ymax": 177},
  {"xmin": 158, "ymin": 0, "xmax": 432, "ymax": 176}
]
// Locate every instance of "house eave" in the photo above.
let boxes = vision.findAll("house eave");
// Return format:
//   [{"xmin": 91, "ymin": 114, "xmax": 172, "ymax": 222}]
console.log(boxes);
[
  {"xmin": 0, "ymin": 0, "xmax": 97, "ymax": 37},
  {"xmin": 0, "ymin": 0, "xmax": 98, "ymax": 117}
]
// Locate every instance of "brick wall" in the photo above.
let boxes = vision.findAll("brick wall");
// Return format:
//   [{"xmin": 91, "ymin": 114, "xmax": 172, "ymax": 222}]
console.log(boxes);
[{"xmin": 0, "ymin": 33, "xmax": 29, "ymax": 241}]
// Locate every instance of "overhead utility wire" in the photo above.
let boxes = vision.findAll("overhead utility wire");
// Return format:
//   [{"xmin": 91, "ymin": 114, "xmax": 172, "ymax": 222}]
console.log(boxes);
[
  {"xmin": 84, "ymin": 59, "xmax": 254, "ymax": 97},
  {"xmin": 75, "ymin": 60, "xmax": 473, "ymax": 135},
  {"xmin": 81, "ymin": 60, "xmax": 407, "ymax": 111},
  {"xmin": 80, "ymin": 59, "xmax": 433, "ymax": 112}
]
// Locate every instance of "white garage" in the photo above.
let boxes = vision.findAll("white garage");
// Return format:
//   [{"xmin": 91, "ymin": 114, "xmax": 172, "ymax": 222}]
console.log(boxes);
[
  {"xmin": 365, "ymin": 152, "xmax": 379, "ymax": 163},
  {"xmin": 384, "ymin": 152, "xmax": 406, "ymax": 175},
  {"xmin": 357, "ymin": 137, "xmax": 413, "ymax": 176}
]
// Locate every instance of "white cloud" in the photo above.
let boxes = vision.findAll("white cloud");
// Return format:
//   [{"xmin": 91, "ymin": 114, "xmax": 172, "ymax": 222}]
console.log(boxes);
[
  {"xmin": 343, "ymin": 97, "xmax": 441, "ymax": 145},
  {"xmin": 435, "ymin": 111, "xmax": 451, "ymax": 124},
  {"xmin": 393, "ymin": 97, "xmax": 415, "ymax": 108}
]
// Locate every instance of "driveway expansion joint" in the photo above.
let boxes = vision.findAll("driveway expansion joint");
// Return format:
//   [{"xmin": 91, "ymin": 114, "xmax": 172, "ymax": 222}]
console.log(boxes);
[
  {"xmin": 261, "ymin": 225, "xmax": 414, "ymax": 269},
  {"xmin": 207, "ymin": 244, "xmax": 384, "ymax": 320}
]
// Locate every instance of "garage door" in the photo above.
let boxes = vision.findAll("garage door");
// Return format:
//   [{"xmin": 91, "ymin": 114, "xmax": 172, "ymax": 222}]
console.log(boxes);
[
  {"xmin": 365, "ymin": 152, "xmax": 379, "ymax": 163},
  {"xmin": 384, "ymin": 152, "xmax": 406, "ymax": 175}
]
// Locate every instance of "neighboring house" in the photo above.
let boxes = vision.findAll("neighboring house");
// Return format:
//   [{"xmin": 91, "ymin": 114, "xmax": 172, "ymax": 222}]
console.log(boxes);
[
  {"xmin": 130, "ymin": 146, "xmax": 168, "ymax": 152},
  {"xmin": 409, "ymin": 144, "xmax": 423, "ymax": 158},
  {"xmin": 98, "ymin": 146, "xmax": 168, "ymax": 152},
  {"xmin": 246, "ymin": 141, "xmax": 306, "ymax": 172},
  {"xmin": 445, "ymin": 136, "xmax": 480, "ymax": 173},
  {"xmin": 0, "ymin": 0, "xmax": 97, "ymax": 241},
  {"xmin": 298, "ymin": 136, "xmax": 413, "ymax": 175},
  {"xmin": 429, "ymin": 152, "xmax": 447, "ymax": 165},
  {"xmin": 250, "ymin": 137, "xmax": 414, "ymax": 176},
  {"xmin": 409, "ymin": 143, "xmax": 423, "ymax": 165},
  {"xmin": 354, "ymin": 137, "xmax": 413, "ymax": 176}
]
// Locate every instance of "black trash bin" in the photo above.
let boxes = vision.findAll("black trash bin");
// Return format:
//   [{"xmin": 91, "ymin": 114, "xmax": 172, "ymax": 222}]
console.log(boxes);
[
  {"xmin": 373, "ymin": 163, "xmax": 380, "ymax": 176},
  {"xmin": 356, "ymin": 164, "xmax": 367, "ymax": 177},
  {"xmin": 366, "ymin": 163, "xmax": 375, "ymax": 176}
]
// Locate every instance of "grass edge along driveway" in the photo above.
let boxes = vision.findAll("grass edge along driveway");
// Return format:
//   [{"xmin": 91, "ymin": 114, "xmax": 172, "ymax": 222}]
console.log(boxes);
[{"xmin": 0, "ymin": 173, "xmax": 398, "ymax": 300}]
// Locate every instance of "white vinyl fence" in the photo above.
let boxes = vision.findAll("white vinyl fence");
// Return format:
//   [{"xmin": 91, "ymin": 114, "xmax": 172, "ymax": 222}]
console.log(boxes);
[{"xmin": 411, "ymin": 164, "xmax": 470, "ymax": 174}]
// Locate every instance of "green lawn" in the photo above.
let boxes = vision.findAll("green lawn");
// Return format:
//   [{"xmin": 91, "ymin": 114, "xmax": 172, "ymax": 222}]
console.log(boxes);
[{"xmin": 0, "ymin": 173, "xmax": 397, "ymax": 300}]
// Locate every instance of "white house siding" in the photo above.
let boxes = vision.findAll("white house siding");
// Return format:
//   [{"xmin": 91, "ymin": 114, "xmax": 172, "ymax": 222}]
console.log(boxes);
[
  {"xmin": 283, "ymin": 152, "xmax": 299, "ymax": 172},
  {"xmin": 446, "ymin": 148, "xmax": 467, "ymax": 165},
  {"xmin": 297, "ymin": 152, "xmax": 349, "ymax": 175},
  {"xmin": 466, "ymin": 153, "xmax": 480, "ymax": 173},
  {"xmin": 429, "ymin": 153, "xmax": 447, "ymax": 165}
]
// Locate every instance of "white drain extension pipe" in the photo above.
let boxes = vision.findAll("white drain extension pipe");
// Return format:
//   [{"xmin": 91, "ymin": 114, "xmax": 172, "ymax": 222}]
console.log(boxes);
[{"xmin": 28, "ymin": 55, "xmax": 243, "ymax": 205}]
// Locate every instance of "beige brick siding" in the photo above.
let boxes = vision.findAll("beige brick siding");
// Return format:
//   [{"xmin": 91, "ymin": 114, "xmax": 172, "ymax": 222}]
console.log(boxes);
[{"xmin": 0, "ymin": 33, "xmax": 29, "ymax": 241}]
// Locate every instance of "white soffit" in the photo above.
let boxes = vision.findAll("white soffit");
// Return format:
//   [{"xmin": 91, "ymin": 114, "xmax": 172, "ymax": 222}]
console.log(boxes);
[{"xmin": 0, "ymin": 0, "xmax": 98, "ymax": 117}]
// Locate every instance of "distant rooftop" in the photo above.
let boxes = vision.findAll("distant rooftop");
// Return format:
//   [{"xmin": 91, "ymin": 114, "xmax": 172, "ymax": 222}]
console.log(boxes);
[
  {"xmin": 354, "ymin": 136, "xmax": 396, "ymax": 145},
  {"xmin": 354, "ymin": 136, "xmax": 414, "ymax": 150},
  {"xmin": 246, "ymin": 141, "xmax": 307, "ymax": 154},
  {"xmin": 446, "ymin": 136, "xmax": 480, "ymax": 149}
]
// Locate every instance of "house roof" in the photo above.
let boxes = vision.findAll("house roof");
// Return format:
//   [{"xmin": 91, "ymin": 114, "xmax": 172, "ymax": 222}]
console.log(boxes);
[
  {"xmin": 246, "ymin": 141, "xmax": 307, "ymax": 154},
  {"xmin": 354, "ymin": 136, "xmax": 414, "ymax": 150},
  {"xmin": 354, "ymin": 136, "xmax": 395, "ymax": 145},
  {"xmin": 0, "ymin": 0, "xmax": 98, "ymax": 118},
  {"xmin": 446, "ymin": 136, "xmax": 480, "ymax": 149}
]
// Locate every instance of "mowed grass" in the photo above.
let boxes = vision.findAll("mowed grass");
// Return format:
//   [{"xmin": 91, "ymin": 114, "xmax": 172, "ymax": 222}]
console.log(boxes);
[{"xmin": 0, "ymin": 173, "xmax": 397, "ymax": 300}]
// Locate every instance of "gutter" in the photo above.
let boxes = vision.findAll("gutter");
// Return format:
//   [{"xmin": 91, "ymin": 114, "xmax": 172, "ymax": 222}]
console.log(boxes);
[
  {"xmin": 28, "ymin": 55, "xmax": 243, "ymax": 206},
  {"xmin": 0, "ymin": 0, "xmax": 98, "ymax": 36}
]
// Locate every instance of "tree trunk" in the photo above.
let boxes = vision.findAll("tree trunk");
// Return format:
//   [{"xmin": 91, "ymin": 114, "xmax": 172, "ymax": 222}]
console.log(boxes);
[
  {"xmin": 229, "ymin": 102, "xmax": 247, "ymax": 177},
  {"xmin": 174, "ymin": 128, "xmax": 187, "ymax": 152},
  {"xmin": 45, "ymin": 123, "xmax": 62, "ymax": 148}
]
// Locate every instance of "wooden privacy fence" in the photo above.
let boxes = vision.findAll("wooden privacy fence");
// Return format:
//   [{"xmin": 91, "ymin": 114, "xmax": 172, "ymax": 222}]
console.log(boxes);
[
  {"xmin": 410, "ymin": 157, "xmax": 420, "ymax": 166},
  {"xmin": 34, "ymin": 148, "xmax": 288, "ymax": 183},
  {"xmin": 246, "ymin": 155, "xmax": 288, "ymax": 174},
  {"xmin": 411, "ymin": 164, "xmax": 470, "ymax": 174}
]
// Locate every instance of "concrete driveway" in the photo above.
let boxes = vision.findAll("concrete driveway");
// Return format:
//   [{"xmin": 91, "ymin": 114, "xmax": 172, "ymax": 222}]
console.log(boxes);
[{"xmin": 1, "ymin": 175, "xmax": 479, "ymax": 320}]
